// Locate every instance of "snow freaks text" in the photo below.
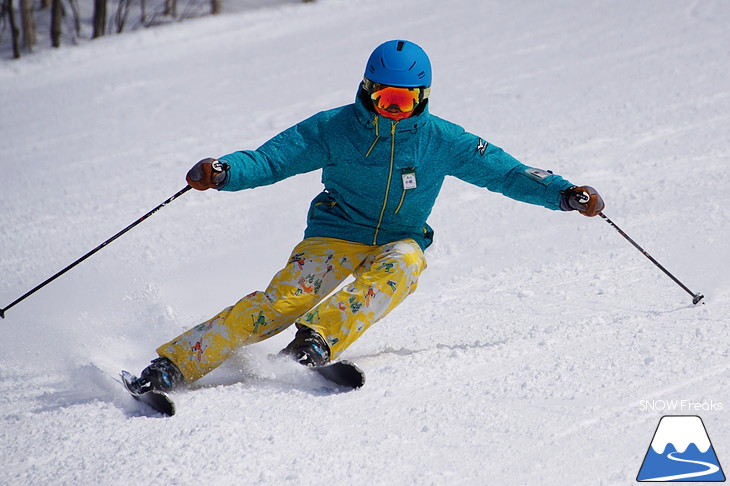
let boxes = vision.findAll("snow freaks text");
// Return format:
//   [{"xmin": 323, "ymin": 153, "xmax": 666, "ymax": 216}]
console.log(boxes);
[{"xmin": 640, "ymin": 400, "xmax": 724, "ymax": 412}]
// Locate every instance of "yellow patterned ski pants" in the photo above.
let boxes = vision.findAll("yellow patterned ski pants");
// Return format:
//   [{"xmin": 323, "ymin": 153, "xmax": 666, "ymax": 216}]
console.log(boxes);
[{"xmin": 156, "ymin": 237, "xmax": 426, "ymax": 383}]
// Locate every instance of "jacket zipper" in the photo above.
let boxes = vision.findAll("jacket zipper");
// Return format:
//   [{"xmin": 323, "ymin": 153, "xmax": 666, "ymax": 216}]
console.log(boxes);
[
  {"xmin": 372, "ymin": 120, "xmax": 397, "ymax": 245},
  {"xmin": 365, "ymin": 116, "xmax": 380, "ymax": 157},
  {"xmin": 394, "ymin": 189, "xmax": 407, "ymax": 214}
]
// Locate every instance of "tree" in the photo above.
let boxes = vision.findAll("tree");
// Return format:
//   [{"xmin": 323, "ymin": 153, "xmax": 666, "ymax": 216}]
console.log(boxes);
[
  {"xmin": 67, "ymin": 0, "xmax": 81, "ymax": 39},
  {"xmin": 19, "ymin": 0, "xmax": 35, "ymax": 51},
  {"xmin": 114, "ymin": 0, "xmax": 131, "ymax": 33},
  {"xmin": 4, "ymin": 0, "xmax": 21, "ymax": 58},
  {"xmin": 50, "ymin": 0, "xmax": 62, "ymax": 47},
  {"xmin": 92, "ymin": 0, "xmax": 106, "ymax": 38},
  {"xmin": 164, "ymin": 0, "xmax": 176, "ymax": 18},
  {"xmin": 211, "ymin": 0, "xmax": 221, "ymax": 15}
]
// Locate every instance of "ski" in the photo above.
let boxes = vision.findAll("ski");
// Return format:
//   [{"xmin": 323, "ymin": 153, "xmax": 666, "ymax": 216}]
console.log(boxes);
[
  {"xmin": 121, "ymin": 370, "xmax": 176, "ymax": 416},
  {"xmin": 119, "ymin": 360, "xmax": 362, "ymax": 416},
  {"xmin": 312, "ymin": 360, "xmax": 365, "ymax": 389}
]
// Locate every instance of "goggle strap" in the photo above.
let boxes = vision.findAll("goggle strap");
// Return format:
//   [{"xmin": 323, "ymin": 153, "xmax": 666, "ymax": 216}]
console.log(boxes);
[{"xmin": 363, "ymin": 77, "xmax": 430, "ymax": 102}]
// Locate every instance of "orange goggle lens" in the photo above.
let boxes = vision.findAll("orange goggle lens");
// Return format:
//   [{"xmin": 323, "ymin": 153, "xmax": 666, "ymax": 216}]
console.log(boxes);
[{"xmin": 370, "ymin": 86, "xmax": 420, "ymax": 117}]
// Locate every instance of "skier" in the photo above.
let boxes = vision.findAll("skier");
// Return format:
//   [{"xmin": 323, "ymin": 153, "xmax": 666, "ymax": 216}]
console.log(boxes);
[{"xmin": 132, "ymin": 40, "xmax": 604, "ymax": 393}]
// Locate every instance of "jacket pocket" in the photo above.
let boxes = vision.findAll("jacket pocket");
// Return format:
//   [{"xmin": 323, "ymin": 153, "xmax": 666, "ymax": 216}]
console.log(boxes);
[
  {"xmin": 394, "ymin": 167, "xmax": 417, "ymax": 214},
  {"xmin": 307, "ymin": 191, "xmax": 338, "ymax": 224}
]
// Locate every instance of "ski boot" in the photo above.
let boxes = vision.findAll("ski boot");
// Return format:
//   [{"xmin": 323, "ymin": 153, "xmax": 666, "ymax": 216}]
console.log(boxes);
[
  {"xmin": 279, "ymin": 326, "xmax": 330, "ymax": 367},
  {"xmin": 131, "ymin": 357, "xmax": 184, "ymax": 394}
]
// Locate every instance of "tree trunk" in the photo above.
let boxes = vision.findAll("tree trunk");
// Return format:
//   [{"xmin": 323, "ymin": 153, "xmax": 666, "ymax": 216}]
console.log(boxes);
[
  {"xmin": 115, "ymin": 0, "xmax": 131, "ymax": 33},
  {"xmin": 5, "ymin": 0, "xmax": 21, "ymax": 58},
  {"xmin": 19, "ymin": 0, "xmax": 35, "ymax": 51},
  {"xmin": 92, "ymin": 0, "xmax": 106, "ymax": 38},
  {"xmin": 211, "ymin": 0, "xmax": 221, "ymax": 15},
  {"xmin": 50, "ymin": 0, "xmax": 62, "ymax": 47},
  {"xmin": 140, "ymin": 0, "xmax": 146, "ymax": 25},
  {"xmin": 67, "ymin": 0, "xmax": 81, "ymax": 38},
  {"xmin": 164, "ymin": 0, "xmax": 176, "ymax": 18}
]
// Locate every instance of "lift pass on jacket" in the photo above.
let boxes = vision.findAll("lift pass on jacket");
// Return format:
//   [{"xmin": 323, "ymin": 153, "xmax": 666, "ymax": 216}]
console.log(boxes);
[{"xmin": 401, "ymin": 168, "xmax": 417, "ymax": 190}]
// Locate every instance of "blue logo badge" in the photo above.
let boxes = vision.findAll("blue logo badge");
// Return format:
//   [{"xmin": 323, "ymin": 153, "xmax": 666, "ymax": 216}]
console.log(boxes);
[{"xmin": 637, "ymin": 415, "xmax": 725, "ymax": 482}]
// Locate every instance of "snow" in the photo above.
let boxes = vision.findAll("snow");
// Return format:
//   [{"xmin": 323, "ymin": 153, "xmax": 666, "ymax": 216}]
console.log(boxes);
[{"xmin": 1, "ymin": 0, "xmax": 729, "ymax": 484}]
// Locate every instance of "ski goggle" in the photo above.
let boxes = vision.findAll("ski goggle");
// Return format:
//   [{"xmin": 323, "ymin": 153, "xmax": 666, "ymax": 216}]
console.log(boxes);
[
  {"xmin": 367, "ymin": 82, "xmax": 429, "ymax": 121},
  {"xmin": 371, "ymin": 84, "xmax": 420, "ymax": 111}
]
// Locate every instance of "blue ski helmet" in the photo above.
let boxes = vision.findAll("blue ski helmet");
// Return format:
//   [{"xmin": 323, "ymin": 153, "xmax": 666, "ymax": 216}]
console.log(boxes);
[{"xmin": 364, "ymin": 40, "xmax": 432, "ymax": 88}]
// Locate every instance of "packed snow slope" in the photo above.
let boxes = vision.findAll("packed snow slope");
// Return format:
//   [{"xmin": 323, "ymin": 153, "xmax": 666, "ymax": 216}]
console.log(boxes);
[{"xmin": 1, "ymin": 0, "xmax": 729, "ymax": 484}]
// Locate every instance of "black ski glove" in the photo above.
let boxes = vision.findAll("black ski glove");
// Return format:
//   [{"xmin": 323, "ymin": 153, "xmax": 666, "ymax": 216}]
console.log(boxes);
[
  {"xmin": 560, "ymin": 185, "xmax": 605, "ymax": 217},
  {"xmin": 186, "ymin": 158, "xmax": 229, "ymax": 191}
]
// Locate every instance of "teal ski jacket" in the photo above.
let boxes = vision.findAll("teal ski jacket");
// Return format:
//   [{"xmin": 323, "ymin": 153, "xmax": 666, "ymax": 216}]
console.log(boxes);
[{"xmin": 218, "ymin": 89, "xmax": 574, "ymax": 250}]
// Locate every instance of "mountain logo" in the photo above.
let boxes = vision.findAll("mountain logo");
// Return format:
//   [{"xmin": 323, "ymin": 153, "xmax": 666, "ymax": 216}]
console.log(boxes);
[{"xmin": 637, "ymin": 415, "xmax": 725, "ymax": 482}]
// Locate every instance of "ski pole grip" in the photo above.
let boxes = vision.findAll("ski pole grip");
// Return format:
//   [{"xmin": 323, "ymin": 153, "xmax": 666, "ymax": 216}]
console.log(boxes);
[
  {"xmin": 211, "ymin": 160, "xmax": 229, "ymax": 188},
  {"xmin": 575, "ymin": 190, "xmax": 590, "ymax": 204},
  {"xmin": 211, "ymin": 160, "xmax": 229, "ymax": 173}
]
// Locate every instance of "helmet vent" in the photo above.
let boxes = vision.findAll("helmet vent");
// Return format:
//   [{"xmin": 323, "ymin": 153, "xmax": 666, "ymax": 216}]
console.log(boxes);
[{"xmin": 397, "ymin": 41, "xmax": 405, "ymax": 51}]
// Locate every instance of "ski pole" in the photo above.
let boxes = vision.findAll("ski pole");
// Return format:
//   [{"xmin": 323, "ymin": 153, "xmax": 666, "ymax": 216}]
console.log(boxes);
[
  {"xmin": 598, "ymin": 212, "xmax": 704, "ymax": 305},
  {"xmin": 0, "ymin": 185, "xmax": 193, "ymax": 319}
]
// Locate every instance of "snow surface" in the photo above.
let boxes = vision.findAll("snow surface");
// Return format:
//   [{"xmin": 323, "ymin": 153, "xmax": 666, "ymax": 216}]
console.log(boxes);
[{"xmin": 1, "ymin": 0, "xmax": 729, "ymax": 484}]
